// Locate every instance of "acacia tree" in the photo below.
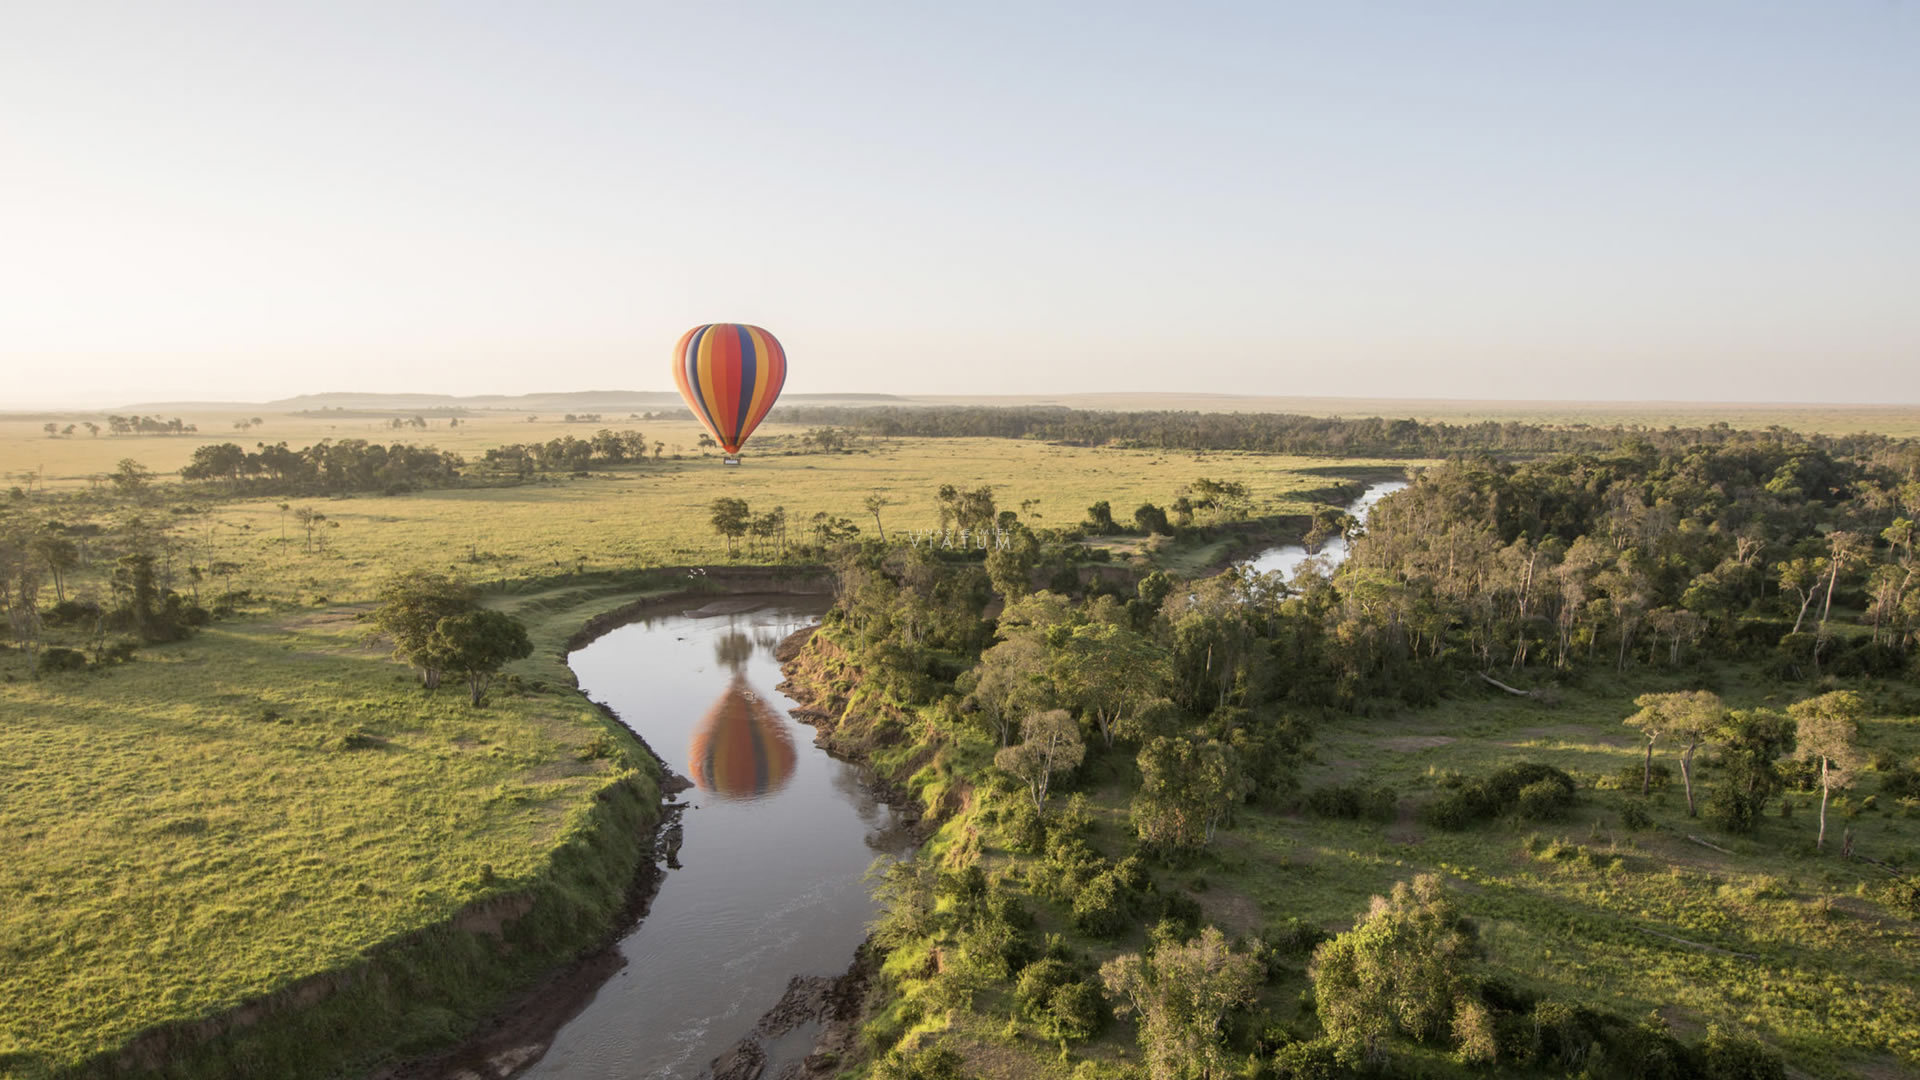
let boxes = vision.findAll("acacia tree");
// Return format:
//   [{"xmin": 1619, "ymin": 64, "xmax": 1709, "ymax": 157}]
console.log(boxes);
[
  {"xmin": 293, "ymin": 506, "xmax": 326, "ymax": 553},
  {"xmin": 367, "ymin": 571, "xmax": 476, "ymax": 689},
  {"xmin": 709, "ymin": 497, "xmax": 750, "ymax": 558},
  {"xmin": 994, "ymin": 708, "xmax": 1085, "ymax": 810},
  {"xmin": 1790, "ymin": 690, "xmax": 1868, "ymax": 852},
  {"xmin": 1624, "ymin": 690, "xmax": 1723, "ymax": 808},
  {"xmin": 1309, "ymin": 874, "xmax": 1480, "ymax": 1068},
  {"xmin": 1099, "ymin": 926, "xmax": 1262, "ymax": 1080},
  {"xmin": 426, "ymin": 609, "xmax": 533, "ymax": 706},
  {"xmin": 863, "ymin": 491, "xmax": 891, "ymax": 542}
]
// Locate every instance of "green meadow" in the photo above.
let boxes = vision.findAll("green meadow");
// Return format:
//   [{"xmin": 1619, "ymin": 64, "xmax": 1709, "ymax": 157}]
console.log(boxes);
[{"xmin": 0, "ymin": 419, "xmax": 1399, "ymax": 1077}]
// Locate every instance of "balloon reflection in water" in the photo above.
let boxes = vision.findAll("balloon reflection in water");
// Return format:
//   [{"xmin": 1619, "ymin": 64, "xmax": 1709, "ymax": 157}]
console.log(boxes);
[{"xmin": 687, "ymin": 673, "xmax": 797, "ymax": 799}]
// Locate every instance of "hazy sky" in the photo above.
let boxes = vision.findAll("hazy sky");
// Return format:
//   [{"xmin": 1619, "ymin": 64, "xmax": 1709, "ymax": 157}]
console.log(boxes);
[{"xmin": 4, "ymin": 1, "xmax": 1916, "ymax": 407}]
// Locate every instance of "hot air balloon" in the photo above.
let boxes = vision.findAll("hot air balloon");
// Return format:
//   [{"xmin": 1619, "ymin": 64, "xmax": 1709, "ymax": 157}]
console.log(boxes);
[
  {"xmin": 672, "ymin": 323, "xmax": 787, "ymax": 464},
  {"xmin": 686, "ymin": 673, "xmax": 797, "ymax": 799}
]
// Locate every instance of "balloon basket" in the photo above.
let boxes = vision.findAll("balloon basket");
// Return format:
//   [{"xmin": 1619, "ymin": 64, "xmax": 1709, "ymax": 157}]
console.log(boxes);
[{"xmin": 723, "ymin": 456, "xmax": 741, "ymax": 466}]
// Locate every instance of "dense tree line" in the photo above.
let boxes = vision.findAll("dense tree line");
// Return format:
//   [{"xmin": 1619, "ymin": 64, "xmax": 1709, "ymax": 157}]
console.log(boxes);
[
  {"xmin": 793, "ymin": 435, "xmax": 1920, "ymax": 1075},
  {"xmin": 773, "ymin": 404, "xmax": 1919, "ymax": 460}
]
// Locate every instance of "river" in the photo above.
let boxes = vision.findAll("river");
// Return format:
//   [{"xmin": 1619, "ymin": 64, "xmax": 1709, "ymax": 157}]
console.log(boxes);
[
  {"xmin": 1240, "ymin": 479, "xmax": 1408, "ymax": 578},
  {"xmin": 517, "ymin": 483, "xmax": 1407, "ymax": 1076},
  {"xmin": 523, "ymin": 597, "xmax": 912, "ymax": 1080}
]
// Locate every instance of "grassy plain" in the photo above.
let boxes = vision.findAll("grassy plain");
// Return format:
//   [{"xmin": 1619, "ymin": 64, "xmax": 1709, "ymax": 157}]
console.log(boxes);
[
  {"xmin": 0, "ymin": 579, "xmax": 689, "ymax": 1077},
  {"xmin": 0, "ymin": 421, "xmax": 1400, "ymax": 1077},
  {"xmin": 3, "ymin": 417, "xmax": 1404, "ymax": 605}
]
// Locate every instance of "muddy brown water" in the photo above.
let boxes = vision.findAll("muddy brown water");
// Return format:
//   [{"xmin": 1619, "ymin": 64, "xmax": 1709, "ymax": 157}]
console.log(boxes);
[{"xmin": 521, "ymin": 599, "xmax": 913, "ymax": 1079}]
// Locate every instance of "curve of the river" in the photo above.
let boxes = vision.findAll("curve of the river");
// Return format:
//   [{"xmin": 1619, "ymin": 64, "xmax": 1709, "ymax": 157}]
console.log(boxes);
[
  {"xmin": 524, "ymin": 598, "xmax": 912, "ymax": 1080},
  {"xmin": 1240, "ymin": 479, "xmax": 1408, "ymax": 579}
]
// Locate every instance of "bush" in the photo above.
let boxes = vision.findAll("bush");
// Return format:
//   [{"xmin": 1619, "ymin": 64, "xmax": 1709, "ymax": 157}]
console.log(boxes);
[
  {"xmin": 1602, "ymin": 761, "xmax": 1672, "ymax": 792},
  {"xmin": 1305, "ymin": 782, "xmax": 1397, "ymax": 822},
  {"xmin": 1071, "ymin": 868, "xmax": 1131, "ymax": 938},
  {"xmin": 1690, "ymin": 1025, "xmax": 1785, "ymax": 1080},
  {"xmin": 1013, "ymin": 956, "xmax": 1105, "ymax": 1040},
  {"xmin": 1516, "ymin": 779, "xmax": 1574, "ymax": 821},
  {"xmin": 1262, "ymin": 916, "xmax": 1331, "ymax": 959},
  {"xmin": 1269, "ymin": 1036, "xmax": 1353, "ymax": 1079},
  {"xmin": 1620, "ymin": 799, "xmax": 1654, "ymax": 831},
  {"xmin": 37, "ymin": 647, "xmax": 88, "ymax": 673},
  {"xmin": 1424, "ymin": 762, "xmax": 1576, "ymax": 829},
  {"xmin": 42, "ymin": 599, "xmax": 101, "ymax": 627}
]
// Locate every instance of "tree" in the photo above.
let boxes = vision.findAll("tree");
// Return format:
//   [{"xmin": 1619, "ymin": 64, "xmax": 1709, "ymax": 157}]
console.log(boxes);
[
  {"xmin": 1790, "ymin": 691, "xmax": 1868, "ymax": 852},
  {"xmin": 426, "ymin": 609, "xmax": 532, "ymax": 706},
  {"xmin": 0, "ymin": 531, "xmax": 44, "ymax": 677},
  {"xmin": 208, "ymin": 559, "xmax": 243, "ymax": 598},
  {"xmin": 709, "ymin": 497, "xmax": 751, "ymax": 557},
  {"xmin": 863, "ymin": 491, "xmax": 892, "ymax": 542},
  {"xmin": 1133, "ymin": 502, "xmax": 1172, "ymax": 536},
  {"xmin": 1084, "ymin": 500, "xmax": 1117, "ymax": 534},
  {"xmin": 1624, "ymin": 690, "xmax": 1723, "ymax": 809},
  {"xmin": 1131, "ymin": 736, "xmax": 1249, "ymax": 853},
  {"xmin": 1777, "ymin": 557, "xmax": 1827, "ymax": 636},
  {"xmin": 961, "ymin": 631, "xmax": 1054, "ymax": 746},
  {"xmin": 293, "ymin": 506, "xmax": 325, "ymax": 553},
  {"xmin": 31, "ymin": 533, "xmax": 77, "ymax": 604},
  {"xmin": 1099, "ymin": 926, "xmax": 1262, "ymax": 1080},
  {"xmin": 1709, "ymin": 708, "xmax": 1795, "ymax": 834},
  {"xmin": 1057, "ymin": 620, "xmax": 1170, "ymax": 748},
  {"xmin": 1818, "ymin": 531, "xmax": 1867, "ymax": 634},
  {"xmin": 367, "ymin": 571, "xmax": 477, "ymax": 689},
  {"xmin": 1309, "ymin": 874, "xmax": 1479, "ymax": 1067},
  {"xmin": 110, "ymin": 458, "xmax": 151, "ymax": 496},
  {"xmin": 993, "ymin": 708, "xmax": 1085, "ymax": 810}
]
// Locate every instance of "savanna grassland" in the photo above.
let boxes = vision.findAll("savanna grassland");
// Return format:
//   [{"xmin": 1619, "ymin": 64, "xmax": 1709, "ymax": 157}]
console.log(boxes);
[
  {"xmin": 0, "ymin": 413, "xmax": 1400, "ymax": 602},
  {"xmin": 0, "ymin": 408, "xmax": 1406, "ymax": 1079}
]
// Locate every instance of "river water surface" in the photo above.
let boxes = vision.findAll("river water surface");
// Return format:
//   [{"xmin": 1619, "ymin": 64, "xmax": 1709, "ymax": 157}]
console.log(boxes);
[
  {"xmin": 1241, "ymin": 480, "xmax": 1408, "ymax": 578},
  {"xmin": 521, "ymin": 483, "xmax": 1407, "ymax": 1077},
  {"xmin": 524, "ymin": 598, "xmax": 911, "ymax": 1080}
]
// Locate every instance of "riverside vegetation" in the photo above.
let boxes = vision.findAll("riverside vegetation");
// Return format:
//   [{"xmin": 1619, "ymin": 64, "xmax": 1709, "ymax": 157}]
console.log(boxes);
[
  {"xmin": 2, "ymin": 406, "xmax": 1918, "ymax": 1078},
  {"xmin": 773, "ymin": 425, "xmax": 1920, "ymax": 1079}
]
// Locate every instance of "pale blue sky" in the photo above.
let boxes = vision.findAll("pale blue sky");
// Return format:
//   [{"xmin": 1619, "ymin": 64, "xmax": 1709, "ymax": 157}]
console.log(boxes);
[{"xmin": 3, "ymin": 1, "xmax": 1915, "ymax": 406}]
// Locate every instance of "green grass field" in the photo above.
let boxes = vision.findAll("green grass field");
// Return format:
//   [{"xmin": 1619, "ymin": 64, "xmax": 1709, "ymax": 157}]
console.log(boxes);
[
  {"xmin": 0, "ymin": 422, "xmax": 1403, "ymax": 1078},
  {"xmin": 9, "ymin": 429, "xmax": 1403, "ymax": 606},
  {"xmin": 0, "ymin": 580, "xmax": 687, "ymax": 1078}
]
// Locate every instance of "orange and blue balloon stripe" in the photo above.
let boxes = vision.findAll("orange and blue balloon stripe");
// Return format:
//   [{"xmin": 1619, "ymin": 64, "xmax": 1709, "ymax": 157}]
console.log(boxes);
[{"xmin": 672, "ymin": 323, "xmax": 787, "ymax": 456}]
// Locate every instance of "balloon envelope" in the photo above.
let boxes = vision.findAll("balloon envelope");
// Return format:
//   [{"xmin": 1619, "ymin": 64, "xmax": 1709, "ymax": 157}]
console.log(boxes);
[
  {"xmin": 687, "ymin": 674, "xmax": 797, "ymax": 799},
  {"xmin": 672, "ymin": 323, "xmax": 787, "ymax": 456}
]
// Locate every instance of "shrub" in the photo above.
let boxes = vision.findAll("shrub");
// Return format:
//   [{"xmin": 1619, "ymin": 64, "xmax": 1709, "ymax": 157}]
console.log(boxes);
[
  {"xmin": 1305, "ymin": 782, "xmax": 1397, "ymax": 822},
  {"xmin": 1620, "ymin": 799, "xmax": 1654, "ymax": 831},
  {"xmin": 1071, "ymin": 868, "xmax": 1131, "ymax": 938},
  {"xmin": 1263, "ymin": 916, "xmax": 1331, "ymax": 959},
  {"xmin": 1690, "ymin": 1025, "xmax": 1785, "ymax": 1080},
  {"xmin": 1609, "ymin": 760, "xmax": 1673, "ymax": 791},
  {"xmin": 1516, "ymin": 779, "xmax": 1574, "ymax": 821},
  {"xmin": 1424, "ymin": 762, "xmax": 1576, "ymax": 829},
  {"xmin": 1013, "ymin": 956, "xmax": 1105, "ymax": 1040},
  {"xmin": 1269, "ymin": 1036, "xmax": 1353, "ymax": 1079},
  {"xmin": 38, "ymin": 647, "xmax": 88, "ymax": 673}
]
